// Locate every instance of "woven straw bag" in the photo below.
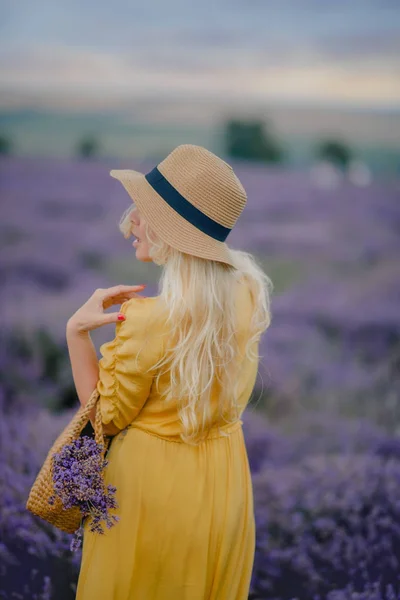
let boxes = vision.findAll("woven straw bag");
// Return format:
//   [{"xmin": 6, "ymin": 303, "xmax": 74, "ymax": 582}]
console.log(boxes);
[{"xmin": 26, "ymin": 387, "xmax": 111, "ymax": 534}]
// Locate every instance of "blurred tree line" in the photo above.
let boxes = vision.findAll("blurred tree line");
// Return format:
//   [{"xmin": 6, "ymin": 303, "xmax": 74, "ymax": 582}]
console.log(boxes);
[
  {"xmin": 0, "ymin": 134, "xmax": 12, "ymax": 155},
  {"xmin": 0, "ymin": 124, "xmax": 355, "ymax": 170},
  {"xmin": 75, "ymin": 134, "xmax": 100, "ymax": 158},
  {"xmin": 224, "ymin": 118, "xmax": 284, "ymax": 163},
  {"xmin": 223, "ymin": 117, "xmax": 354, "ymax": 170},
  {"xmin": 0, "ymin": 133, "xmax": 101, "ymax": 159}
]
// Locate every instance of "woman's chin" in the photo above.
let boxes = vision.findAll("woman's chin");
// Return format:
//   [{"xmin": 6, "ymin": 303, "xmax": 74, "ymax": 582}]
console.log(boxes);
[{"xmin": 134, "ymin": 249, "xmax": 152, "ymax": 263}]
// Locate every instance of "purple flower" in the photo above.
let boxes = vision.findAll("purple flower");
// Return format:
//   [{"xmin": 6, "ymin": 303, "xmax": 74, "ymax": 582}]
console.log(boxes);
[{"xmin": 50, "ymin": 435, "xmax": 120, "ymax": 551}]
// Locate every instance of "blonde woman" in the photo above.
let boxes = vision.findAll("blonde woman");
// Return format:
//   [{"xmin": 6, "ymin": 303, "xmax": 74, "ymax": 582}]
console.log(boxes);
[{"xmin": 69, "ymin": 144, "xmax": 272, "ymax": 599}]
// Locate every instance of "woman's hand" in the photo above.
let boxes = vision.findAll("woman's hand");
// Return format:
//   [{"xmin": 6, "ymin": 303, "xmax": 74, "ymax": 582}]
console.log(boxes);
[{"xmin": 67, "ymin": 284, "xmax": 146, "ymax": 334}]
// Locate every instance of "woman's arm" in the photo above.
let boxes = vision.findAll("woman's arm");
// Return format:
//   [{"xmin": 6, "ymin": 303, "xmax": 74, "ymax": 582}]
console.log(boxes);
[{"xmin": 66, "ymin": 321, "xmax": 120, "ymax": 436}]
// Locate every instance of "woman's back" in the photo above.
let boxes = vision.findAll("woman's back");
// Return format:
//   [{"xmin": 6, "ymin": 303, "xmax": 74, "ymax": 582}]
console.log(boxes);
[
  {"xmin": 76, "ymin": 279, "xmax": 259, "ymax": 599},
  {"xmin": 129, "ymin": 279, "xmax": 259, "ymax": 441}
]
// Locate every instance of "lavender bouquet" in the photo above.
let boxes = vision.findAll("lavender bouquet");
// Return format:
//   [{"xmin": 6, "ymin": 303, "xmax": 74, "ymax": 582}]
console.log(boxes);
[{"xmin": 48, "ymin": 435, "xmax": 120, "ymax": 552}]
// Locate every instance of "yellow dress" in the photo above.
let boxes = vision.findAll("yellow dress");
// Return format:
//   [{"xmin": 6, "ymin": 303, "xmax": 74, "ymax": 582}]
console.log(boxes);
[{"xmin": 76, "ymin": 283, "xmax": 259, "ymax": 600}]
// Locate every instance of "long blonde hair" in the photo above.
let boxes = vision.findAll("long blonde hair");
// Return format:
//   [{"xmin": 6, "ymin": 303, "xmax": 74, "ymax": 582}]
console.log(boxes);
[{"xmin": 119, "ymin": 202, "xmax": 273, "ymax": 445}]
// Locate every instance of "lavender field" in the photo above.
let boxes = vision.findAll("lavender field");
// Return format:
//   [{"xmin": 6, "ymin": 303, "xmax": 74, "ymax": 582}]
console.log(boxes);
[{"xmin": 1, "ymin": 156, "xmax": 400, "ymax": 599}]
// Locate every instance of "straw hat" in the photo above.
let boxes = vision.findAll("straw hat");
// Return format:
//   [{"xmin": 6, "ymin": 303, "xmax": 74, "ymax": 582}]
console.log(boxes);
[{"xmin": 109, "ymin": 144, "xmax": 247, "ymax": 268}]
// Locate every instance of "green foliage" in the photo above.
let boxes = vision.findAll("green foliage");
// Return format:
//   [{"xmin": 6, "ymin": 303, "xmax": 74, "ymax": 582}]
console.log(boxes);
[
  {"xmin": 0, "ymin": 134, "xmax": 12, "ymax": 155},
  {"xmin": 224, "ymin": 118, "xmax": 285, "ymax": 163},
  {"xmin": 75, "ymin": 134, "xmax": 100, "ymax": 159},
  {"xmin": 316, "ymin": 139, "xmax": 353, "ymax": 170}
]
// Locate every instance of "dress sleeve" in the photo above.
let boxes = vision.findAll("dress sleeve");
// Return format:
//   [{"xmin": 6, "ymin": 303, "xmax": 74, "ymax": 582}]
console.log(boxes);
[{"xmin": 96, "ymin": 297, "xmax": 164, "ymax": 431}]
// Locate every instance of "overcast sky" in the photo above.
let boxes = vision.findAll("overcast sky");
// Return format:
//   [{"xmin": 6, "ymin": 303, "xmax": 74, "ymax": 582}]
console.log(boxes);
[{"xmin": 1, "ymin": 0, "xmax": 399, "ymax": 111}]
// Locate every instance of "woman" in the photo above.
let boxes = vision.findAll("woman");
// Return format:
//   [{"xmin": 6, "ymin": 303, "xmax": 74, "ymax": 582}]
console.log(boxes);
[{"xmin": 69, "ymin": 144, "xmax": 272, "ymax": 599}]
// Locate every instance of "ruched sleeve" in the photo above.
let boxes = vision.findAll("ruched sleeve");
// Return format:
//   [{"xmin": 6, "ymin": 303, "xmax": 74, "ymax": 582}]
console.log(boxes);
[{"xmin": 96, "ymin": 296, "xmax": 164, "ymax": 431}]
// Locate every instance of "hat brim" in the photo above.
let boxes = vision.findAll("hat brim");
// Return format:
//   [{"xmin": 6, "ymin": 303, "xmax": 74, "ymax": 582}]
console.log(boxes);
[{"xmin": 109, "ymin": 169, "xmax": 235, "ymax": 268}]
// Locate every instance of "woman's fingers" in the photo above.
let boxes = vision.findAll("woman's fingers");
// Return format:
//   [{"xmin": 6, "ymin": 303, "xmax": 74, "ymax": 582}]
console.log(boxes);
[
  {"xmin": 97, "ymin": 284, "xmax": 146, "ymax": 299},
  {"xmin": 99, "ymin": 285, "xmax": 147, "ymax": 309},
  {"xmin": 102, "ymin": 295, "xmax": 135, "ymax": 310}
]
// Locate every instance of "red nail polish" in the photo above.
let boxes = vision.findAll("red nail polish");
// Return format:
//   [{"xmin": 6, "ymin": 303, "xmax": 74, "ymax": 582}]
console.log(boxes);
[{"xmin": 117, "ymin": 314, "xmax": 126, "ymax": 321}]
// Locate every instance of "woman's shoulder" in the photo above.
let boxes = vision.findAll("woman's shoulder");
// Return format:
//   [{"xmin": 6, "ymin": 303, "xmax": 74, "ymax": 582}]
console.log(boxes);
[
  {"xmin": 121, "ymin": 295, "xmax": 168, "ymax": 334},
  {"xmin": 122, "ymin": 294, "xmax": 160, "ymax": 312},
  {"xmin": 120, "ymin": 295, "xmax": 157, "ymax": 318}
]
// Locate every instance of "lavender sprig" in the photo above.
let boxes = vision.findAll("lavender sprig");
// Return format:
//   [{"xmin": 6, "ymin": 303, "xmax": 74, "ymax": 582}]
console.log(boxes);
[{"xmin": 48, "ymin": 436, "xmax": 120, "ymax": 551}]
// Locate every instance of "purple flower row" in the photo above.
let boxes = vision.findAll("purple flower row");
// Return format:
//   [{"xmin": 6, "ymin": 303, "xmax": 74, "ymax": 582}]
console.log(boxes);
[{"xmin": 2, "ymin": 394, "xmax": 400, "ymax": 597}]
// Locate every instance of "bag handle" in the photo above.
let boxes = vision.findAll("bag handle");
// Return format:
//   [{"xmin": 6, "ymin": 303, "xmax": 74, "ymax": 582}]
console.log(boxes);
[{"xmin": 70, "ymin": 387, "xmax": 109, "ymax": 459}]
